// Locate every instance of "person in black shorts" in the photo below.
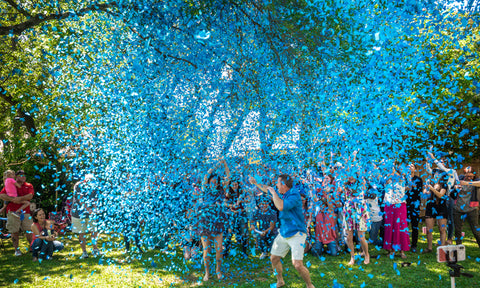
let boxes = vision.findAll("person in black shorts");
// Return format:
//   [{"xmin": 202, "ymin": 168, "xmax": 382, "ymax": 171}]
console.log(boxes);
[{"xmin": 424, "ymin": 172, "xmax": 448, "ymax": 253}]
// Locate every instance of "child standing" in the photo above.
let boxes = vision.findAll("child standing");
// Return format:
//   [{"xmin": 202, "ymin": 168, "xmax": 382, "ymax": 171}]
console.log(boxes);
[
  {"xmin": 251, "ymin": 199, "xmax": 278, "ymax": 259},
  {"xmin": 3, "ymin": 170, "xmax": 30, "ymax": 218},
  {"xmin": 365, "ymin": 187, "xmax": 383, "ymax": 247}
]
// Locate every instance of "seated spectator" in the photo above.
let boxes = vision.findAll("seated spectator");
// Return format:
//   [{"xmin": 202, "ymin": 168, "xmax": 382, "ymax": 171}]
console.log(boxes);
[
  {"xmin": 251, "ymin": 199, "xmax": 278, "ymax": 259},
  {"xmin": 30, "ymin": 208, "xmax": 64, "ymax": 261}
]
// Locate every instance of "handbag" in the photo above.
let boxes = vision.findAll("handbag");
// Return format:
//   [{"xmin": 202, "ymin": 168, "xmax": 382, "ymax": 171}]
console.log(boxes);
[{"xmin": 469, "ymin": 187, "xmax": 479, "ymax": 208}]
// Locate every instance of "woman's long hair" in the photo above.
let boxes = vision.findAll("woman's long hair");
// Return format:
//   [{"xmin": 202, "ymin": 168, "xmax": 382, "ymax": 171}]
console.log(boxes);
[{"xmin": 32, "ymin": 208, "xmax": 44, "ymax": 223}]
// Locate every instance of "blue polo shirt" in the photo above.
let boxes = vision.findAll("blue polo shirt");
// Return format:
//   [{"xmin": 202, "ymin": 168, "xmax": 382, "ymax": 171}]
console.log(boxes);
[{"xmin": 278, "ymin": 187, "xmax": 306, "ymax": 238}]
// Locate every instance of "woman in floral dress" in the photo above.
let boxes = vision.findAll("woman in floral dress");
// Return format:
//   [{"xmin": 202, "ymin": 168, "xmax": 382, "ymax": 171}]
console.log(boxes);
[{"xmin": 341, "ymin": 176, "xmax": 370, "ymax": 265}]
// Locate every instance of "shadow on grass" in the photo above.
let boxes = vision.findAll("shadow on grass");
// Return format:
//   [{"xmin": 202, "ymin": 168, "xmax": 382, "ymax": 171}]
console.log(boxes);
[{"xmin": 0, "ymin": 228, "xmax": 479, "ymax": 287}]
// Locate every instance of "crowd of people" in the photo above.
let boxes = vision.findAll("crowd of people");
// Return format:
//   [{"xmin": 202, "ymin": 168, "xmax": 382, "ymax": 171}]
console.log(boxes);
[
  {"xmin": 2, "ymin": 151, "xmax": 480, "ymax": 287},
  {"xmin": 166, "ymin": 152, "xmax": 480, "ymax": 285}
]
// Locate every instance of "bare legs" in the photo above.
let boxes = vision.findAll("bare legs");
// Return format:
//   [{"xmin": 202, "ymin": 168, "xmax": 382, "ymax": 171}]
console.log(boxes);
[
  {"xmin": 426, "ymin": 218, "xmax": 447, "ymax": 251},
  {"xmin": 79, "ymin": 232, "xmax": 99, "ymax": 253},
  {"xmin": 358, "ymin": 231, "xmax": 370, "ymax": 264},
  {"xmin": 270, "ymin": 255, "xmax": 315, "ymax": 288},
  {"xmin": 346, "ymin": 229, "xmax": 369, "ymax": 265},
  {"xmin": 271, "ymin": 255, "xmax": 285, "ymax": 287},
  {"xmin": 292, "ymin": 260, "xmax": 315, "ymax": 288},
  {"xmin": 438, "ymin": 219, "xmax": 447, "ymax": 246},
  {"xmin": 201, "ymin": 233, "xmax": 223, "ymax": 281},
  {"xmin": 346, "ymin": 229, "xmax": 355, "ymax": 265}
]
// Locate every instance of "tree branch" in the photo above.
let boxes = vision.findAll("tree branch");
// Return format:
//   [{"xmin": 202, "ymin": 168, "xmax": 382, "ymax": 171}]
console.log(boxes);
[
  {"xmin": 3, "ymin": 0, "xmax": 32, "ymax": 17},
  {"xmin": 0, "ymin": 86, "xmax": 37, "ymax": 136},
  {"xmin": 128, "ymin": 27, "xmax": 198, "ymax": 69},
  {"xmin": 235, "ymin": 5, "xmax": 293, "ymax": 95},
  {"xmin": 0, "ymin": 2, "xmax": 114, "ymax": 36},
  {"xmin": 6, "ymin": 158, "xmax": 29, "ymax": 166}
]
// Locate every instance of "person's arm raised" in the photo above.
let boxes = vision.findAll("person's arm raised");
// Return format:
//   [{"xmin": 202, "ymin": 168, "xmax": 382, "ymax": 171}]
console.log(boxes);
[
  {"xmin": 460, "ymin": 180, "xmax": 480, "ymax": 187},
  {"xmin": 425, "ymin": 154, "xmax": 433, "ymax": 175},
  {"xmin": 221, "ymin": 159, "xmax": 231, "ymax": 190},
  {"xmin": 428, "ymin": 152, "xmax": 449, "ymax": 173},
  {"xmin": 249, "ymin": 176, "xmax": 269, "ymax": 193},
  {"xmin": 268, "ymin": 187, "xmax": 284, "ymax": 211},
  {"xmin": 428, "ymin": 185, "xmax": 446, "ymax": 198}
]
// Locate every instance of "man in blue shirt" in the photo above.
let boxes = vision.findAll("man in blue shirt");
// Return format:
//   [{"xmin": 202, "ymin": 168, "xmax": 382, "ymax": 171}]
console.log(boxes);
[{"xmin": 250, "ymin": 174, "xmax": 315, "ymax": 288}]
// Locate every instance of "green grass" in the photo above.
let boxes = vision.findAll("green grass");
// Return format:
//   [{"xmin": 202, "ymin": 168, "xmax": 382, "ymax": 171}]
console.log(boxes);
[{"xmin": 1, "ymin": 227, "xmax": 480, "ymax": 287}]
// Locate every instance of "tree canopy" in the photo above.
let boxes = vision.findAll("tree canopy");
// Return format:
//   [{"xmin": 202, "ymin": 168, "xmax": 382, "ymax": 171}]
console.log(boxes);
[{"xmin": 0, "ymin": 0, "xmax": 479, "ymax": 208}]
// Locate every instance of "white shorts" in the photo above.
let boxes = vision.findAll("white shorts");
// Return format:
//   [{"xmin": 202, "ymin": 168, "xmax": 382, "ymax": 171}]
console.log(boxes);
[
  {"xmin": 71, "ymin": 217, "xmax": 94, "ymax": 234},
  {"xmin": 271, "ymin": 232, "xmax": 307, "ymax": 260}
]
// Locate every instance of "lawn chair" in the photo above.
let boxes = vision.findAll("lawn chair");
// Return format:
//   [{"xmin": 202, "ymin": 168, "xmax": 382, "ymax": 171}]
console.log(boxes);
[{"xmin": 48, "ymin": 212, "xmax": 70, "ymax": 235}]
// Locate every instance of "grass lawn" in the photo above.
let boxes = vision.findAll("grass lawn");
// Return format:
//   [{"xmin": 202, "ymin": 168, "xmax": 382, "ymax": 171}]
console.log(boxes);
[{"xmin": 1, "ymin": 227, "xmax": 479, "ymax": 287}]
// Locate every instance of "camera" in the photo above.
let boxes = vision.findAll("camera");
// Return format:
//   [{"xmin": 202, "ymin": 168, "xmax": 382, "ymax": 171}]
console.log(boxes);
[
  {"xmin": 436, "ymin": 245, "xmax": 473, "ymax": 287},
  {"xmin": 437, "ymin": 245, "xmax": 466, "ymax": 263}
]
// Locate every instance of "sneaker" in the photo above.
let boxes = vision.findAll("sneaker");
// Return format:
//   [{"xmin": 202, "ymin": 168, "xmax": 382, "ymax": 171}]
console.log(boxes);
[
  {"xmin": 0, "ymin": 233, "xmax": 10, "ymax": 239},
  {"xmin": 80, "ymin": 252, "xmax": 89, "ymax": 259},
  {"xmin": 92, "ymin": 248, "xmax": 102, "ymax": 256},
  {"xmin": 259, "ymin": 252, "xmax": 267, "ymax": 260},
  {"xmin": 14, "ymin": 249, "xmax": 22, "ymax": 256}
]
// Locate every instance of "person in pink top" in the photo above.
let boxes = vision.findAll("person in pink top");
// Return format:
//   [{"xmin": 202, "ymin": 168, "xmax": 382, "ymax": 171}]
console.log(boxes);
[
  {"xmin": 30, "ymin": 208, "xmax": 64, "ymax": 261},
  {"xmin": 2, "ymin": 170, "xmax": 30, "ymax": 218}
]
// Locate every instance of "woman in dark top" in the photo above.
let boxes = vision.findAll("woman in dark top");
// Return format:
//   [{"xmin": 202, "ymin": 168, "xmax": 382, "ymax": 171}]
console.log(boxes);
[
  {"xmin": 223, "ymin": 175, "xmax": 249, "ymax": 258},
  {"xmin": 424, "ymin": 172, "xmax": 448, "ymax": 253},
  {"xmin": 406, "ymin": 164, "xmax": 423, "ymax": 252},
  {"xmin": 197, "ymin": 159, "xmax": 230, "ymax": 281}
]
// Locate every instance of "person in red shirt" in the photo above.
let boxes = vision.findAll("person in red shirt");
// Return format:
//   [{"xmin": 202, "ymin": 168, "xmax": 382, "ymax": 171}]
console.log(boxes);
[{"xmin": 0, "ymin": 170, "xmax": 34, "ymax": 256}]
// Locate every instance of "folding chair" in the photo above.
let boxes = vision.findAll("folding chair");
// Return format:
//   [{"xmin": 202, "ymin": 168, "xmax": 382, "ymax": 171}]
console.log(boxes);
[
  {"xmin": 0, "ymin": 217, "xmax": 11, "ymax": 252},
  {"xmin": 48, "ymin": 212, "xmax": 69, "ymax": 235}
]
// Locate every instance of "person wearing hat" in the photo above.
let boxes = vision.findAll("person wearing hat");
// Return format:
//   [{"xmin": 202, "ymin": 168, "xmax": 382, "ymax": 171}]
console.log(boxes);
[{"xmin": 0, "ymin": 169, "xmax": 34, "ymax": 256}]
